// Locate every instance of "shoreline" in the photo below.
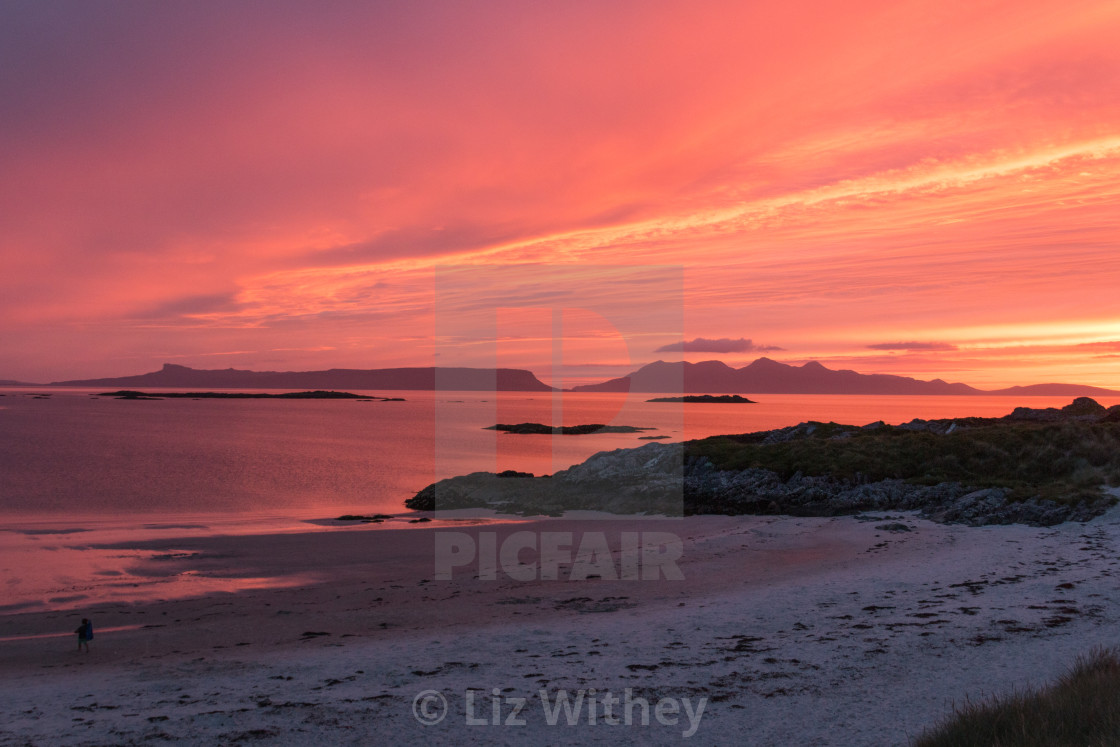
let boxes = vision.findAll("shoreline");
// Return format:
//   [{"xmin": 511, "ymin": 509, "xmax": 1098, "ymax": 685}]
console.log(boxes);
[{"xmin": 3, "ymin": 509, "xmax": 1120, "ymax": 744}]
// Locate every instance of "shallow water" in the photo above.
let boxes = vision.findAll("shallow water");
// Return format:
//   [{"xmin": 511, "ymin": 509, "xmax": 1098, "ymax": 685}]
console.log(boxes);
[
  {"xmin": 1, "ymin": 389, "xmax": 1113, "ymax": 611},
  {"xmin": 1, "ymin": 389, "xmax": 1112, "ymax": 519}
]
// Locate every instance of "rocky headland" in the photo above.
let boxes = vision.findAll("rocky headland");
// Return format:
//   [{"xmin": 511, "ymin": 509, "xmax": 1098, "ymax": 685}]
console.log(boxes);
[{"xmin": 408, "ymin": 398, "xmax": 1120, "ymax": 526}]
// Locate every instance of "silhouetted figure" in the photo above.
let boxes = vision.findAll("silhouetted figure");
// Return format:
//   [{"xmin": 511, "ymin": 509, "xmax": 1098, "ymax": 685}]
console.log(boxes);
[{"xmin": 75, "ymin": 618, "xmax": 92, "ymax": 653}]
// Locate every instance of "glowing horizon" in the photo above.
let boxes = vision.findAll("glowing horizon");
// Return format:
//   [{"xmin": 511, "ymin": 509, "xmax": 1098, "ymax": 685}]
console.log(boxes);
[{"xmin": 2, "ymin": 1, "xmax": 1119, "ymax": 389}]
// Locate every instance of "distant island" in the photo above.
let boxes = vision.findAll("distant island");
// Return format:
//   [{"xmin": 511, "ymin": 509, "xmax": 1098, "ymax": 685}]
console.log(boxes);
[
  {"xmin": 485, "ymin": 423, "xmax": 655, "ymax": 435},
  {"xmin": 647, "ymin": 394, "xmax": 757, "ymax": 403},
  {"xmin": 571, "ymin": 358, "xmax": 1120, "ymax": 396},
  {"xmin": 51, "ymin": 363, "xmax": 554, "ymax": 391},
  {"xmin": 99, "ymin": 390, "xmax": 402, "ymax": 400},
  {"xmin": 6, "ymin": 357, "xmax": 1117, "ymax": 396}
]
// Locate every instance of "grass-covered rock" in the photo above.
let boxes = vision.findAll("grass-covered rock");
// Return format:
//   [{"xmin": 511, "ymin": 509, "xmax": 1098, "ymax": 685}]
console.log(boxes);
[
  {"xmin": 687, "ymin": 419, "xmax": 1120, "ymax": 506},
  {"xmin": 407, "ymin": 399, "xmax": 1120, "ymax": 525}
]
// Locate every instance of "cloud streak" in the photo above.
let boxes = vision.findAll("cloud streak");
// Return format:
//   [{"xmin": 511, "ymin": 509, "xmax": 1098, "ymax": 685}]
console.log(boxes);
[
  {"xmin": 655, "ymin": 338, "xmax": 783, "ymax": 354},
  {"xmin": 867, "ymin": 342, "xmax": 959, "ymax": 352},
  {"xmin": 0, "ymin": 1, "xmax": 1118, "ymax": 386}
]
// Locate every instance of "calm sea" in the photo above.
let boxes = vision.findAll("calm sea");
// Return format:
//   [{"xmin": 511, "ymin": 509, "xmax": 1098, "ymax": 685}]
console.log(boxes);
[
  {"xmin": 2, "ymin": 389, "xmax": 1113, "ymax": 520},
  {"xmin": 2, "ymin": 388, "xmax": 1116, "ymax": 613}
]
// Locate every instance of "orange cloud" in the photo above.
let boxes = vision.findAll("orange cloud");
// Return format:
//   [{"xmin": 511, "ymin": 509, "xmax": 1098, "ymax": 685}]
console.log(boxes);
[{"xmin": 0, "ymin": 1, "xmax": 1118, "ymax": 386}]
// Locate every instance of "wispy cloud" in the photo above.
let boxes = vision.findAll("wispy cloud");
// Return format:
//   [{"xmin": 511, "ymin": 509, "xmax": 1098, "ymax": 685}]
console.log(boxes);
[
  {"xmin": 867, "ymin": 341, "xmax": 959, "ymax": 352},
  {"xmin": 655, "ymin": 337, "xmax": 783, "ymax": 354},
  {"xmin": 2, "ymin": 1, "xmax": 1119, "ymax": 385},
  {"xmin": 1078, "ymin": 341, "xmax": 1120, "ymax": 351},
  {"xmin": 130, "ymin": 292, "xmax": 244, "ymax": 321}
]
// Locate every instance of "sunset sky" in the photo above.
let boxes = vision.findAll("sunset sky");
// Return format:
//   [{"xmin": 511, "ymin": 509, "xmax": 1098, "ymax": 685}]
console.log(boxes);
[{"xmin": 2, "ymin": 1, "xmax": 1119, "ymax": 388}]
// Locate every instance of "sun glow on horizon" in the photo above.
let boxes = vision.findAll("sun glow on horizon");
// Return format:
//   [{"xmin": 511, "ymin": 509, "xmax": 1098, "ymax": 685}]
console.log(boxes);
[{"xmin": 1, "ymin": 1, "xmax": 1118, "ymax": 388}]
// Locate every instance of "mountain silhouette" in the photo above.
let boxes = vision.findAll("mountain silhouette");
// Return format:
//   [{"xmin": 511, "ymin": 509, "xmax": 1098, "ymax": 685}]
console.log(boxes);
[
  {"xmin": 570, "ymin": 358, "xmax": 1120, "ymax": 396},
  {"xmin": 51, "ymin": 363, "xmax": 555, "ymax": 391},
  {"xmin": 27, "ymin": 359, "xmax": 1120, "ymax": 396}
]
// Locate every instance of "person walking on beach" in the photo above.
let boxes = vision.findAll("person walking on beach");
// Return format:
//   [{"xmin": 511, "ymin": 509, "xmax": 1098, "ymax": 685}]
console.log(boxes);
[{"xmin": 75, "ymin": 618, "xmax": 92, "ymax": 653}]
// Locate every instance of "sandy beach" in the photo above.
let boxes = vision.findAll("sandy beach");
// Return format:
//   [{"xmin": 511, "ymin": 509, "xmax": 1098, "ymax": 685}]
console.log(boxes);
[
  {"xmin": 3, "ymin": 500, "xmax": 1120, "ymax": 746},
  {"xmin": 6, "ymin": 0, "xmax": 1120, "ymax": 742}
]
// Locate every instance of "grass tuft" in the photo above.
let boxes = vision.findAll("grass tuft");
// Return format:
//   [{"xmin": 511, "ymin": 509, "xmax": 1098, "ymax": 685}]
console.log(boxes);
[{"xmin": 912, "ymin": 647, "xmax": 1120, "ymax": 746}]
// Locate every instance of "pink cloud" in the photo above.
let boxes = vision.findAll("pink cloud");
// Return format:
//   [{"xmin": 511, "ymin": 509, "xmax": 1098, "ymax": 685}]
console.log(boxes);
[
  {"xmin": 656, "ymin": 338, "xmax": 784, "ymax": 354},
  {"xmin": 1, "ymin": 1, "xmax": 1119, "ymax": 386}
]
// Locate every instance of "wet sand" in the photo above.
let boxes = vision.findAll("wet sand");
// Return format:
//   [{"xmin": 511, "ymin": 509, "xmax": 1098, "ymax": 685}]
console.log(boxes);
[{"xmin": 3, "ymin": 507, "xmax": 1120, "ymax": 744}]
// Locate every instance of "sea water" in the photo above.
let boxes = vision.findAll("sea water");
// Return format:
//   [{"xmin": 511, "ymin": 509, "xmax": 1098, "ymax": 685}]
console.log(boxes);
[
  {"xmin": 1, "ymin": 389, "xmax": 1110, "ymax": 519},
  {"xmin": 1, "ymin": 389, "xmax": 1112, "ymax": 613}
]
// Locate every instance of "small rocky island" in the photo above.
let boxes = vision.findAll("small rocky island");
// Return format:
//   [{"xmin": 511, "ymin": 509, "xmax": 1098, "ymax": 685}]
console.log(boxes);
[
  {"xmin": 647, "ymin": 394, "xmax": 757, "ymax": 403},
  {"xmin": 100, "ymin": 390, "xmax": 405, "ymax": 401},
  {"xmin": 485, "ymin": 423, "xmax": 656, "ymax": 435},
  {"xmin": 409, "ymin": 398, "xmax": 1120, "ymax": 526}
]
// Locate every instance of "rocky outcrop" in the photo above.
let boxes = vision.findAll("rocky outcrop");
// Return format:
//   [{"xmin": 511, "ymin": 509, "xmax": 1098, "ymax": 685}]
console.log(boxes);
[
  {"xmin": 407, "ymin": 442, "xmax": 684, "ymax": 516},
  {"xmin": 1005, "ymin": 396, "xmax": 1109, "ymax": 422},
  {"xmin": 407, "ymin": 399, "xmax": 1120, "ymax": 526},
  {"xmin": 680, "ymin": 453, "xmax": 1107, "ymax": 526},
  {"xmin": 407, "ymin": 441, "xmax": 1111, "ymax": 526}
]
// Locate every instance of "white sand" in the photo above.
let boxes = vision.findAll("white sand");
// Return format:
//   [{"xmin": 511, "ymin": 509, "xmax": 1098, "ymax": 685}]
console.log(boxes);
[{"xmin": 3, "ymin": 503, "xmax": 1120, "ymax": 745}]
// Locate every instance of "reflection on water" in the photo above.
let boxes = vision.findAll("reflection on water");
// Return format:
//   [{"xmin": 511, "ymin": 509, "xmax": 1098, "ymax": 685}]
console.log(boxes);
[
  {"xmin": 0, "ymin": 515, "xmax": 320, "ymax": 612},
  {"xmin": 0, "ymin": 511, "xmax": 497, "ymax": 612},
  {"xmin": 1, "ymin": 389, "xmax": 1115, "ymax": 612},
  {"xmin": 1, "ymin": 389, "xmax": 1115, "ymax": 519}
]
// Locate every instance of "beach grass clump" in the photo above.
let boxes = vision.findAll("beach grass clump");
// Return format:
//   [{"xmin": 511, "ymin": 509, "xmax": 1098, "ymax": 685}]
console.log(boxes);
[
  {"xmin": 687, "ymin": 421, "xmax": 1120, "ymax": 505},
  {"xmin": 912, "ymin": 647, "xmax": 1120, "ymax": 746}
]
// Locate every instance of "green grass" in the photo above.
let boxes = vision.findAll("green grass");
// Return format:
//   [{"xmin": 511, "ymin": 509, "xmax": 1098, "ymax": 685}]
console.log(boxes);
[
  {"xmin": 686, "ymin": 421, "xmax": 1120, "ymax": 505},
  {"xmin": 913, "ymin": 647, "xmax": 1120, "ymax": 746}
]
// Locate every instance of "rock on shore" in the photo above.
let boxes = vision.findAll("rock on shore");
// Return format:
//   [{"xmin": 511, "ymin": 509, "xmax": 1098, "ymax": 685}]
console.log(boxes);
[
  {"xmin": 408, "ymin": 441, "xmax": 1109, "ymax": 526},
  {"xmin": 407, "ymin": 398, "xmax": 1120, "ymax": 526}
]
